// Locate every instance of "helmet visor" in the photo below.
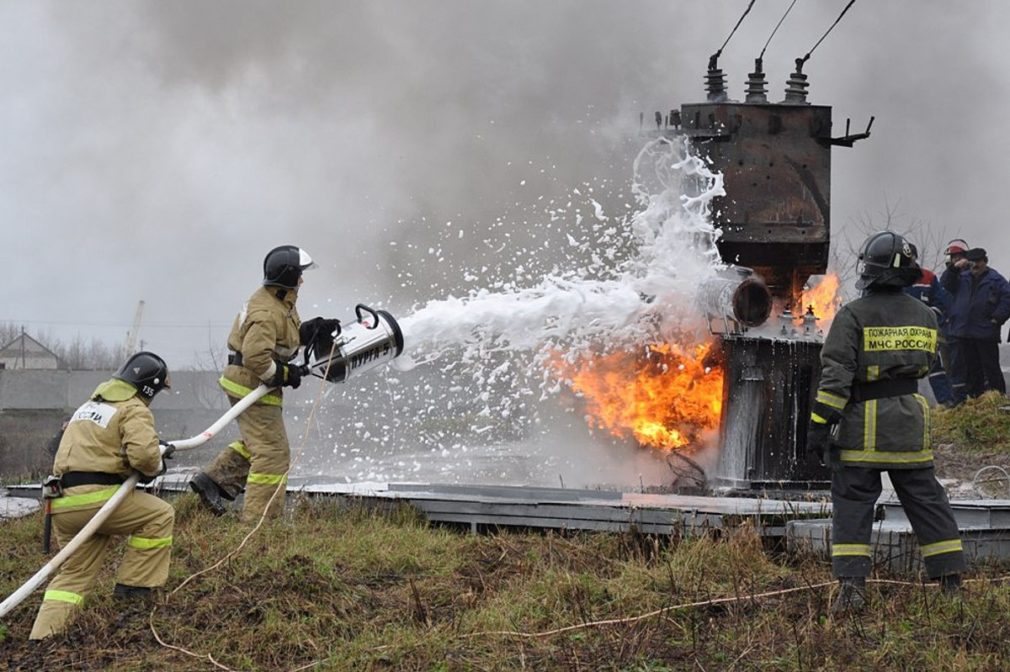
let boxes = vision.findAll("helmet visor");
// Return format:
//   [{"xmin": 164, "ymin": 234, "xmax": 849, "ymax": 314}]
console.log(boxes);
[{"xmin": 298, "ymin": 249, "xmax": 318, "ymax": 271}]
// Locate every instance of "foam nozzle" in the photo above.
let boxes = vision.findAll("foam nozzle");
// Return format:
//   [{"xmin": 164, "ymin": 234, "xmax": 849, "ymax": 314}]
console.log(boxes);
[{"xmin": 745, "ymin": 58, "xmax": 767, "ymax": 103}]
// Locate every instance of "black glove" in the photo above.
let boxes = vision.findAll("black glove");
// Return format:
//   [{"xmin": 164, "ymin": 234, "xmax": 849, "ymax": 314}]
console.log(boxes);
[
  {"xmin": 806, "ymin": 420, "xmax": 832, "ymax": 467},
  {"xmin": 300, "ymin": 317, "xmax": 341, "ymax": 347},
  {"xmin": 270, "ymin": 360, "xmax": 306, "ymax": 389},
  {"xmin": 139, "ymin": 442, "xmax": 174, "ymax": 484},
  {"xmin": 159, "ymin": 440, "xmax": 176, "ymax": 460}
]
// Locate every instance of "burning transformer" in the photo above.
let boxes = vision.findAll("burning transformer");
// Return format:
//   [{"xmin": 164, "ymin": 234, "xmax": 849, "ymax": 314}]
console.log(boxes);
[{"xmin": 649, "ymin": 57, "xmax": 872, "ymax": 490}]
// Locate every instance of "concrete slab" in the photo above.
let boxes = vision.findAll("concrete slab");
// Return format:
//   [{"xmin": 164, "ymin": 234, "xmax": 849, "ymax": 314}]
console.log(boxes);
[{"xmin": 0, "ymin": 492, "xmax": 39, "ymax": 519}]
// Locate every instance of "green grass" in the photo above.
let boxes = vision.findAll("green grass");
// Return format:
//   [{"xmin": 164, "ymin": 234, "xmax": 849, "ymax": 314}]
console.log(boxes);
[
  {"xmin": 933, "ymin": 391, "xmax": 1010, "ymax": 453},
  {"xmin": 3, "ymin": 495, "xmax": 1010, "ymax": 670}
]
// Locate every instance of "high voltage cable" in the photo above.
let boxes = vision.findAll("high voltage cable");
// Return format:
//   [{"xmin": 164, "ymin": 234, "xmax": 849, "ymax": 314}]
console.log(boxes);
[
  {"xmin": 802, "ymin": 0, "xmax": 858, "ymax": 64},
  {"xmin": 711, "ymin": 0, "xmax": 758, "ymax": 66},
  {"xmin": 760, "ymin": 0, "xmax": 799, "ymax": 60}
]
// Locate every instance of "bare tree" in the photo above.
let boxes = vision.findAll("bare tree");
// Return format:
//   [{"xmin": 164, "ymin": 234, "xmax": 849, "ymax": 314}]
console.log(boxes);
[{"xmin": 832, "ymin": 198, "xmax": 960, "ymax": 300}]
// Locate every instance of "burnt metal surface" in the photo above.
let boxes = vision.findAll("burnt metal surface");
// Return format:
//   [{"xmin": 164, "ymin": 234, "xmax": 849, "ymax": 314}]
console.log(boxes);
[
  {"xmin": 715, "ymin": 335, "xmax": 829, "ymax": 488},
  {"xmin": 674, "ymin": 101, "xmax": 833, "ymax": 303}
]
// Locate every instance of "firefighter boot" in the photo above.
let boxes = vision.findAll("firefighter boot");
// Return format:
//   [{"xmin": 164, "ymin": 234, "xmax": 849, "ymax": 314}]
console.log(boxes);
[
  {"xmin": 940, "ymin": 574, "xmax": 962, "ymax": 597},
  {"xmin": 190, "ymin": 472, "xmax": 227, "ymax": 516},
  {"xmin": 114, "ymin": 583, "xmax": 152, "ymax": 599},
  {"xmin": 831, "ymin": 577, "xmax": 867, "ymax": 614}
]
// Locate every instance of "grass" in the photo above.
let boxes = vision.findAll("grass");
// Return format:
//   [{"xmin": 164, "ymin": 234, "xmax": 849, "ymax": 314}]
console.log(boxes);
[
  {"xmin": 3, "ymin": 494, "xmax": 1010, "ymax": 670},
  {"xmin": 932, "ymin": 391, "xmax": 1010, "ymax": 453}
]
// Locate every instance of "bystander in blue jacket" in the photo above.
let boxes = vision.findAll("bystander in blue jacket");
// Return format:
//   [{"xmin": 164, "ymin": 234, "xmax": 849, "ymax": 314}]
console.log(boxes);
[{"xmin": 941, "ymin": 247, "xmax": 1010, "ymax": 402}]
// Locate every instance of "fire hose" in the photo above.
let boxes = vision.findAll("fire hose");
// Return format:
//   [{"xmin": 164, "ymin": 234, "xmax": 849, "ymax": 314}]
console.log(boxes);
[
  {"xmin": 0, "ymin": 304, "xmax": 406, "ymax": 619},
  {"xmin": 0, "ymin": 384, "xmax": 272, "ymax": 619}
]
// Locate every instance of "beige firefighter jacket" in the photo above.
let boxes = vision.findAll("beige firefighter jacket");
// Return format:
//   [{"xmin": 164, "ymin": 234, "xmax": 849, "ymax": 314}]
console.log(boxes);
[
  {"xmin": 220, "ymin": 285, "xmax": 301, "ymax": 405},
  {"xmin": 51, "ymin": 379, "xmax": 162, "ymax": 513}
]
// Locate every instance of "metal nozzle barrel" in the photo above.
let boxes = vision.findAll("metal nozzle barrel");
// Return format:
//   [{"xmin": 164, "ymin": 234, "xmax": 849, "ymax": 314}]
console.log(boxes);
[
  {"xmin": 311, "ymin": 305, "xmax": 404, "ymax": 383},
  {"xmin": 698, "ymin": 270, "xmax": 773, "ymax": 329}
]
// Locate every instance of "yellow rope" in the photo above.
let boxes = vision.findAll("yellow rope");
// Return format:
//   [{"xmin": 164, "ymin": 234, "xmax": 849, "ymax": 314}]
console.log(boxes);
[{"xmin": 149, "ymin": 343, "xmax": 339, "ymax": 671}]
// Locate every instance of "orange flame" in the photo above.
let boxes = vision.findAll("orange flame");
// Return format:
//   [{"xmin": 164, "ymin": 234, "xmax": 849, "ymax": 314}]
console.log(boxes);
[
  {"xmin": 556, "ymin": 341, "xmax": 724, "ymax": 451},
  {"xmin": 800, "ymin": 274, "xmax": 841, "ymax": 322}
]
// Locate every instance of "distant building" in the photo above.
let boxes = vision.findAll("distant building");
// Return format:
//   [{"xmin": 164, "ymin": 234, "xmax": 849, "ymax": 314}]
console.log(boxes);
[{"xmin": 0, "ymin": 333, "xmax": 59, "ymax": 370}]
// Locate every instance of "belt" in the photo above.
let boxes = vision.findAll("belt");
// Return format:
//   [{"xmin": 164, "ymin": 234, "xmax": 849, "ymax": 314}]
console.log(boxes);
[
  {"xmin": 60, "ymin": 471, "xmax": 126, "ymax": 487},
  {"xmin": 850, "ymin": 378, "xmax": 918, "ymax": 403},
  {"xmin": 227, "ymin": 352, "xmax": 243, "ymax": 366}
]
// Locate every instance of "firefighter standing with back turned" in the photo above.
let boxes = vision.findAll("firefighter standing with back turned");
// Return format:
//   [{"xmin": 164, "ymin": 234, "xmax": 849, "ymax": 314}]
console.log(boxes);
[
  {"xmin": 190, "ymin": 245, "xmax": 337, "ymax": 521},
  {"xmin": 30, "ymin": 352, "xmax": 175, "ymax": 640},
  {"xmin": 807, "ymin": 231, "xmax": 965, "ymax": 613}
]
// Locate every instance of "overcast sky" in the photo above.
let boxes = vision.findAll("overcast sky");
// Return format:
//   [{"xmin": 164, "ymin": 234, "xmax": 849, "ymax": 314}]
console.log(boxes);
[{"xmin": 2, "ymin": 1, "xmax": 1008, "ymax": 367}]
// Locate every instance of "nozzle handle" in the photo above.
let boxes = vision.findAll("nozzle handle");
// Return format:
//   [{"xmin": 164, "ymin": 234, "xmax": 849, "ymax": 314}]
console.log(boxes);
[{"xmin": 355, "ymin": 304, "xmax": 380, "ymax": 329}]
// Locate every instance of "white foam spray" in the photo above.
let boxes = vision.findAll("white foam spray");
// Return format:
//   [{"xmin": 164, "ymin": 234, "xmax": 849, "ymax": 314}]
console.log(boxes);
[
  {"xmin": 399, "ymin": 137, "xmax": 725, "ymax": 363},
  {"xmin": 303, "ymin": 137, "xmax": 728, "ymax": 488}
]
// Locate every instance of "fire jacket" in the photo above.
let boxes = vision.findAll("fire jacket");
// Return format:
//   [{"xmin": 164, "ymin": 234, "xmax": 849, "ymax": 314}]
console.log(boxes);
[
  {"xmin": 903, "ymin": 269, "xmax": 950, "ymax": 335},
  {"xmin": 810, "ymin": 290, "xmax": 936, "ymax": 469},
  {"xmin": 220, "ymin": 285, "xmax": 301, "ymax": 406},
  {"xmin": 940, "ymin": 267, "xmax": 1010, "ymax": 341},
  {"xmin": 51, "ymin": 379, "xmax": 162, "ymax": 513}
]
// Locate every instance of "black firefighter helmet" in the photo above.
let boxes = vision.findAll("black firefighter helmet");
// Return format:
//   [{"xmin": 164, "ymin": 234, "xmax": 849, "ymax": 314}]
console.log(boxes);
[
  {"xmin": 114, "ymin": 351, "xmax": 172, "ymax": 402},
  {"xmin": 855, "ymin": 231, "xmax": 920, "ymax": 291},
  {"xmin": 263, "ymin": 245, "xmax": 317, "ymax": 289}
]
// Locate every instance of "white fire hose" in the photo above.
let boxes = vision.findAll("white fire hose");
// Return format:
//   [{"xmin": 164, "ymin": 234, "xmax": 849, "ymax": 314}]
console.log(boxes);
[{"xmin": 0, "ymin": 384, "xmax": 272, "ymax": 619}]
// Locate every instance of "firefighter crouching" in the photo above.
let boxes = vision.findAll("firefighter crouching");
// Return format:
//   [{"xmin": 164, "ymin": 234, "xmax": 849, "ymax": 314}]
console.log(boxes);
[
  {"xmin": 190, "ymin": 245, "xmax": 338, "ymax": 521},
  {"xmin": 30, "ymin": 352, "xmax": 175, "ymax": 640},
  {"xmin": 807, "ymin": 231, "xmax": 965, "ymax": 613}
]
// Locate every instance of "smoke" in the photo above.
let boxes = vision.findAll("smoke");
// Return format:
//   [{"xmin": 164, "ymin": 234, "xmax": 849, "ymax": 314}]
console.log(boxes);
[{"xmin": 3, "ymin": 1, "xmax": 1008, "ymax": 365}]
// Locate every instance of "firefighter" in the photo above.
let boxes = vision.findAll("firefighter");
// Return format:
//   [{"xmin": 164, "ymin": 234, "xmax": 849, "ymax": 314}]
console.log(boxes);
[
  {"xmin": 190, "ymin": 245, "xmax": 337, "ymax": 521},
  {"xmin": 807, "ymin": 232, "xmax": 965, "ymax": 613},
  {"xmin": 30, "ymin": 352, "xmax": 174, "ymax": 640}
]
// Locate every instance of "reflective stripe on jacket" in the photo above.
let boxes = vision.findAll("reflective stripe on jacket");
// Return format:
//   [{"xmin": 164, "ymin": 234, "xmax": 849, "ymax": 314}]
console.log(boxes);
[
  {"xmin": 812, "ymin": 291, "xmax": 937, "ymax": 469},
  {"xmin": 220, "ymin": 285, "xmax": 301, "ymax": 405}
]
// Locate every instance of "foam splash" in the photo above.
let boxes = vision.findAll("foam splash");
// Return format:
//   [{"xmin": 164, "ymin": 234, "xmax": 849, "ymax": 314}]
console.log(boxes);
[
  {"xmin": 400, "ymin": 136, "xmax": 725, "ymax": 360},
  {"xmin": 304, "ymin": 137, "xmax": 728, "ymax": 487}
]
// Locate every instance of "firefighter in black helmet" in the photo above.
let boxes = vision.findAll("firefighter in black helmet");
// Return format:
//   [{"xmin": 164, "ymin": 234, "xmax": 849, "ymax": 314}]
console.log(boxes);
[
  {"xmin": 31, "ymin": 351, "xmax": 175, "ymax": 639},
  {"xmin": 807, "ymin": 231, "xmax": 965, "ymax": 613},
  {"xmin": 191, "ymin": 246, "xmax": 337, "ymax": 520}
]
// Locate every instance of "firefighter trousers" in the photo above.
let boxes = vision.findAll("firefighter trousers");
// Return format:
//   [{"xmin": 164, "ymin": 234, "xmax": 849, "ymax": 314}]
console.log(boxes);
[
  {"xmin": 29, "ymin": 490, "xmax": 174, "ymax": 640},
  {"xmin": 831, "ymin": 464, "xmax": 965, "ymax": 579},
  {"xmin": 202, "ymin": 398, "xmax": 290, "ymax": 522}
]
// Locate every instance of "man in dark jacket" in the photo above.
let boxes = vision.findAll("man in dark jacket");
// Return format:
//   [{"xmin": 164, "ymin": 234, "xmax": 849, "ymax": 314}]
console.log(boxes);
[
  {"xmin": 807, "ymin": 231, "xmax": 964, "ymax": 613},
  {"xmin": 941, "ymin": 247, "xmax": 1010, "ymax": 401}
]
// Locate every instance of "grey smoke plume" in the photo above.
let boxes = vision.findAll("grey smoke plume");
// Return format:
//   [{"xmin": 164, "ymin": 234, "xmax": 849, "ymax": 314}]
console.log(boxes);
[{"xmin": 2, "ymin": 0, "xmax": 1008, "ymax": 366}]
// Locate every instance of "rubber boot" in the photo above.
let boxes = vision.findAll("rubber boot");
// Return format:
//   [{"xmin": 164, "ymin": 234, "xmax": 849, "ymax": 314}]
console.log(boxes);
[
  {"xmin": 113, "ymin": 584, "xmax": 152, "ymax": 599},
  {"xmin": 190, "ymin": 472, "xmax": 227, "ymax": 516},
  {"xmin": 940, "ymin": 574, "xmax": 962, "ymax": 597},
  {"xmin": 831, "ymin": 577, "xmax": 867, "ymax": 614}
]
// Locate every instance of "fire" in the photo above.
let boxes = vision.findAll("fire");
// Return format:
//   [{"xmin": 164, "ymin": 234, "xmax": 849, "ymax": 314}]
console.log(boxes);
[
  {"xmin": 556, "ymin": 341, "xmax": 724, "ymax": 451},
  {"xmin": 800, "ymin": 273, "xmax": 841, "ymax": 322}
]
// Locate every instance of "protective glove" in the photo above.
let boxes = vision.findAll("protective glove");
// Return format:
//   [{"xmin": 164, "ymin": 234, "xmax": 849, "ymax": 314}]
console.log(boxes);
[
  {"xmin": 139, "ymin": 441, "xmax": 175, "ymax": 484},
  {"xmin": 300, "ymin": 317, "xmax": 341, "ymax": 346},
  {"xmin": 806, "ymin": 420, "xmax": 832, "ymax": 467},
  {"xmin": 270, "ymin": 360, "xmax": 306, "ymax": 389}
]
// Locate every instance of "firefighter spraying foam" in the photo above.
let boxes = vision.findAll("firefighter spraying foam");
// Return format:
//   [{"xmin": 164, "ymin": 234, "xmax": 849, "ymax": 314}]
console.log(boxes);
[{"xmin": 190, "ymin": 245, "xmax": 404, "ymax": 520}]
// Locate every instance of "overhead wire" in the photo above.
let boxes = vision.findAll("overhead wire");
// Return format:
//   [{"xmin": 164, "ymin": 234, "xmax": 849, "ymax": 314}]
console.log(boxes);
[
  {"xmin": 710, "ymin": 0, "xmax": 758, "ymax": 67},
  {"xmin": 759, "ymin": 0, "xmax": 799, "ymax": 60},
  {"xmin": 798, "ymin": 0, "xmax": 858, "ymax": 67}
]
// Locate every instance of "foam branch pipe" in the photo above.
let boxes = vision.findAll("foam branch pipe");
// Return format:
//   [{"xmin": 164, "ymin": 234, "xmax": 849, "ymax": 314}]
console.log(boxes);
[{"xmin": 0, "ymin": 384, "xmax": 273, "ymax": 619}]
